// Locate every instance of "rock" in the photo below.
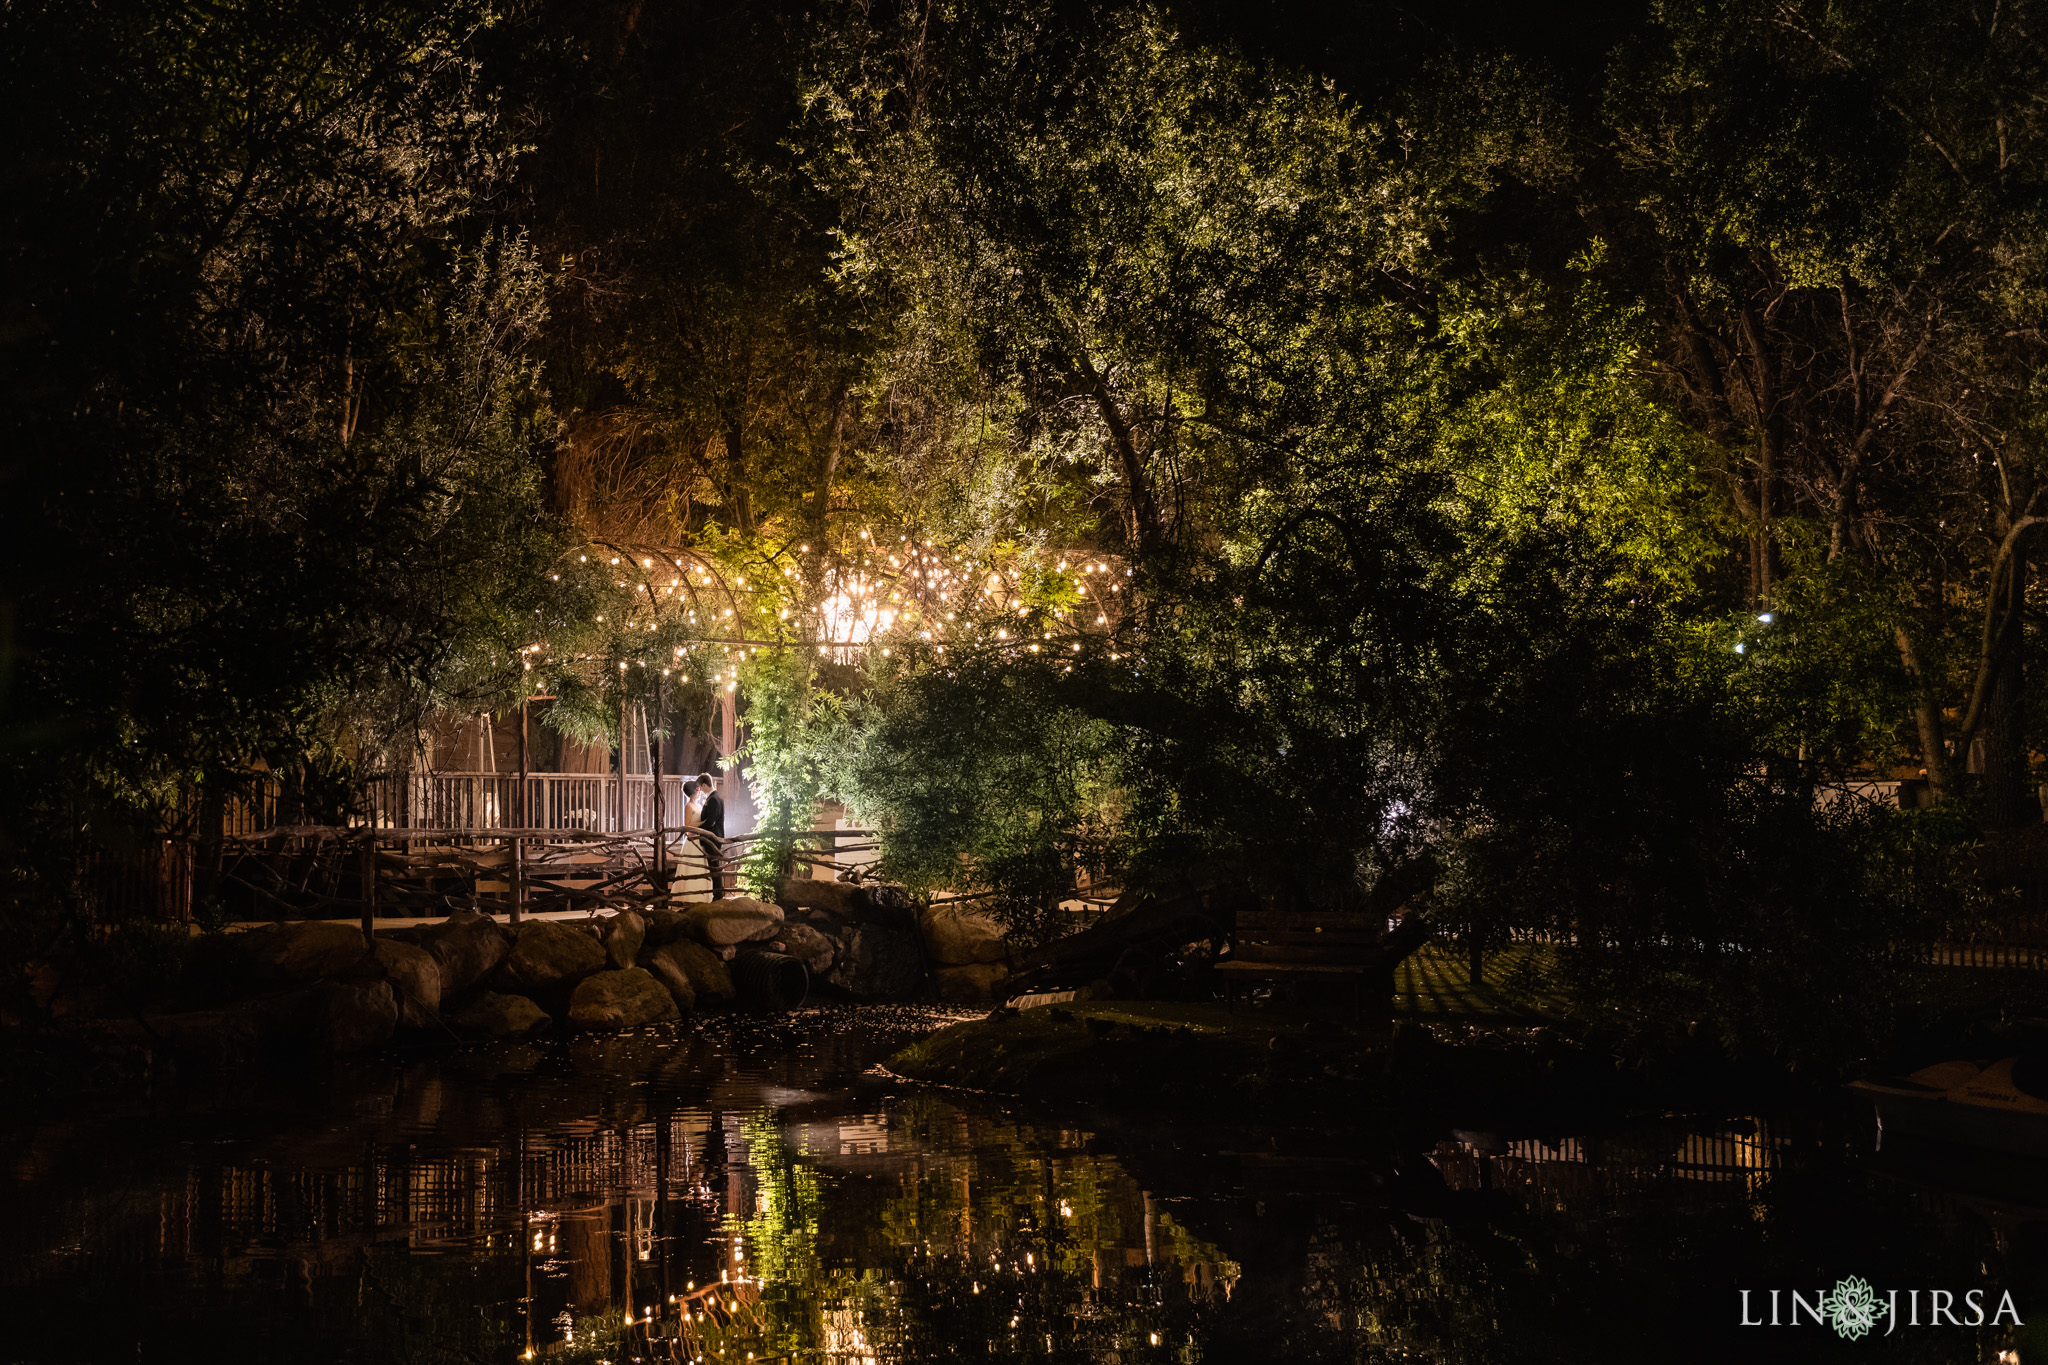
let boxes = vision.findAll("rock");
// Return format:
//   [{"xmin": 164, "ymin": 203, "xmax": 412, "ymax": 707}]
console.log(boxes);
[
  {"xmin": 601, "ymin": 911, "xmax": 646, "ymax": 969},
  {"xmin": 864, "ymin": 881, "xmax": 914, "ymax": 914},
  {"xmin": 84, "ymin": 989, "xmax": 312, "ymax": 1071},
  {"xmin": 446, "ymin": 990, "xmax": 550, "ymax": 1040},
  {"xmin": 641, "ymin": 906, "xmax": 689, "ymax": 947},
  {"xmin": 778, "ymin": 877, "xmax": 864, "ymax": 920},
  {"xmin": 493, "ymin": 921, "xmax": 608, "ymax": 994},
  {"xmin": 638, "ymin": 944, "xmax": 698, "ymax": 1013},
  {"xmin": 679, "ymin": 897, "xmax": 784, "ymax": 947},
  {"xmin": 567, "ymin": 968, "xmax": 680, "ymax": 1030},
  {"xmin": 667, "ymin": 939, "xmax": 737, "ymax": 1004},
  {"xmin": 768, "ymin": 923, "xmax": 838, "ymax": 976},
  {"xmin": 849, "ymin": 882, "xmax": 917, "ymax": 930},
  {"xmin": 310, "ymin": 977, "xmax": 397, "ymax": 1053},
  {"xmin": 824, "ymin": 922, "xmax": 926, "ymax": 1000},
  {"xmin": 919, "ymin": 903, "xmax": 1008, "ymax": 966},
  {"xmin": 785, "ymin": 904, "xmax": 847, "ymax": 938},
  {"xmin": 778, "ymin": 876, "xmax": 918, "ymax": 928},
  {"xmin": 424, "ymin": 914, "xmax": 511, "ymax": 996},
  {"xmin": 176, "ymin": 932, "xmax": 269, "ymax": 1005},
  {"xmin": 241, "ymin": 921, "xmax": 369, "ymax": 983},
  {"xmin": 931, "ymin": 962, "xmax": 1010, "ymax": 1003},
  {"xmin": 373, "ymin": 940, "xmax": 442, "ymax": 1028}
]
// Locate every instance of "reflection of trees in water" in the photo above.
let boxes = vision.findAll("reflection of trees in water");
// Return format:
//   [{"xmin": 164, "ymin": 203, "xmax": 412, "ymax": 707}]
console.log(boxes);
[
  {"xmin": 0, "ymin": 1037, "xmax": 2020, "ymax": 1364},
  {"xmin": 775, "ymin": 1093, "xmax": 1242, "ymax": 1360},
  {"xmin": 611, "ymin": 1093, "xmax": 1247, "ymax": 1362}
]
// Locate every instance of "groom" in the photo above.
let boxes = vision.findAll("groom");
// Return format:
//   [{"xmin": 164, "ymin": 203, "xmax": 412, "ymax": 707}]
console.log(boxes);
[{"xmin": 694, "ymin": 771, "xmax": 726, "ymax": 898}]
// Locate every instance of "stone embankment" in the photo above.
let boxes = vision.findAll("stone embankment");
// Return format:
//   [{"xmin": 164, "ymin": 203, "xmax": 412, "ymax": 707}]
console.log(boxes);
[{"xmin": 76, "ymin": 877, "xmax": 1015, "ymax": 1062}]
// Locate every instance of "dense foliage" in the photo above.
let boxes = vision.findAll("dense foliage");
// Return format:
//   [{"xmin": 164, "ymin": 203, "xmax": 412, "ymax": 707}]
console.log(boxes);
[{"xmin": 7, "ymin": 0, "xmax": 2047, "ymax": 1064}]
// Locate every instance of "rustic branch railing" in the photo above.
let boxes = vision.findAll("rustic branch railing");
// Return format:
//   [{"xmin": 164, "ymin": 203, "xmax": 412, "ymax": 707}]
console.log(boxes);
[{"xmin": 208, "ymin": 823, "xmax": 883, "ymax": 926}]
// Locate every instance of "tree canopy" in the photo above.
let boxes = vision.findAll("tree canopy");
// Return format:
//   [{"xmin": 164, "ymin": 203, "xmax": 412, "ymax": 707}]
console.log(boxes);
[{"xmin": 6, "ymin": 0, "xmax": 2045, "ymax": 1063}]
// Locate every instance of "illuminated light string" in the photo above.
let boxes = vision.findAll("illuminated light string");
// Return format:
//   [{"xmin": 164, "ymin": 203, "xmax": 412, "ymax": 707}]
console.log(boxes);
[{"xmin": 516, "ymin": 530, "xmax": 1136, "ymax": 695}]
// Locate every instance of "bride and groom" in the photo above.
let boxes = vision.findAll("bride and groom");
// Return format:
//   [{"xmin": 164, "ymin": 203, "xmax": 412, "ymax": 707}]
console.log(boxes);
[{"xmin": 680, "ymin": 772, "xmax": 726, "ymax": 898}]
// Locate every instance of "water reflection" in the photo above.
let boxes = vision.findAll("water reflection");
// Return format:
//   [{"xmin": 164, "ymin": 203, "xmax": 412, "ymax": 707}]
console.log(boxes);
[{"xmin": 0, "ymin": 1008, "xmax": 2031, "ymax": 1363}]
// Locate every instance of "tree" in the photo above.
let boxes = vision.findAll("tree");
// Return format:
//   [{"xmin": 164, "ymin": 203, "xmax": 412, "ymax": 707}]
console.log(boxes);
[
  {"xmin": 0, "ymin": 0, "xmax": 556, "ymax": 897},
  {"xmin": 1608, "ymin": 0, "xmax": 2048, "ymax": 818}
]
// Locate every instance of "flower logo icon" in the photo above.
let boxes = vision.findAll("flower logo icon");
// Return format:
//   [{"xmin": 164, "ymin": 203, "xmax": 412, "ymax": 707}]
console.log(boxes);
[{"xmin": 1824, "ymin": 1276, "xmax": 1885, "ymax": 1340}]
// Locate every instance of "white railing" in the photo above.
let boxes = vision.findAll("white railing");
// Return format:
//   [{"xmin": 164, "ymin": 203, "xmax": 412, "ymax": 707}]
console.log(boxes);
[
  {"xmin": 225, "ymin": 772, "xmax": 694, "ymax": 835},
  {"xmin": 375, "ymin": 772, "xmax": 693, "ymax": 834}
]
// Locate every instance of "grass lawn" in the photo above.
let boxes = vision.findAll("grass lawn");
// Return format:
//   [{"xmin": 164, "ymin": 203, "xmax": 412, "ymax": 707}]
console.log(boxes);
[{"xmin": 1392, "ymin": 941, "xmax": 1569, "ymax": 1021}]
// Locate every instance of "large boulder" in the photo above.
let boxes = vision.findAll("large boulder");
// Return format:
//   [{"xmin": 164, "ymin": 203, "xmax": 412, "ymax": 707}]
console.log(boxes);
[
  {"xmin": 241, "ymin": 921, "xmax": 369, "ymax": 984},
  {"xmin": 931, "ymin": 962, "xmax": 1010, "ymax": 1003},
  {"xmin": 567, "ymin": 968, "xmax": 679, "ymax": 1030},
  {"xmin": 767, "ymin": 923, "xmax": 838, "ymax": 977},
  {"xmin": 824, "ymin": 922, "xmax": 926, "ymax": 1000},
  {"xmin": 680, "ymin": 898, "xmax": 784, "ymax": 947},
  {"xmin": 667, "ymin": 938, "xmax": 737, "ymax": 1004},
  {"xmin": 82, "ymin": 988, "xmax": 315, "ymax": 1071},
  {"xmin": 778, "ymin": 877, "xmax": 917, "ymax": 929},
  {"xmin": 862, "ymin": 881, "xmax": 916, "ymax": 916},
  {"xmin": 423, "ymin": 914, "xmax": 511, "ymax": 996},
  {"xmin": 372, "ymin": 939, "xmax": 442, "ymax": 1028},
  {"xmin": 493, "ymin": 921, "xmax": 607, "ymax": 994},
  {"xmin": 784, "ymin": 904, "xmax": 848, "ymax": 940},
  {"xmin": 641, "ymin": 906, "xmax": 690, "ymax": 947},
  {"xmin": 778, "ymin": 877, "xmax": 864, "ymax": 920},
  {"xmin": 638, "ymin": 944, "xmax": 698, "ymax": 1013},
  {"xmin": 601, "ymin": 910, "xmax": 646, "ymax": 969},
  {"xmin": 919, "ymin": 904, "xmax": 1008, "ymax": 966},
  {"xmin": 310, "ymin": 977, "xmax": 397, "ymax": 1053},
  {"xmin": 445, "ymin": 990, "xmax": 550, "ymax": 1040},
  {"xmin": 851, "ymin": 882, "xmax": 917, "ymax": 930}
]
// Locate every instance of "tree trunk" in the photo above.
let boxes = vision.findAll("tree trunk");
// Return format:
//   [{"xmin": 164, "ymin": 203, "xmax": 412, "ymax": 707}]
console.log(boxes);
[
  {"xmin": 1070, "ymin": 352, "xmax": 1162, "ymax": 550},
  {"xmin": 1738, "ymin": 306, "xmax": 1781, "ymax": 608},
  {"xmin": 1896, "ymin": 624, "xmax": 1955, "ymax": 802},
  {"xmin": 725, "ymin": 414, "xmax": 753, "ymax": 533},
  {"xmin": 1984, "ymin": 549, "xmax": 2035, "ymax": 826},
  {"xmin": 812, "ymin": 385, "xmax": 849, "ymax": 543}
]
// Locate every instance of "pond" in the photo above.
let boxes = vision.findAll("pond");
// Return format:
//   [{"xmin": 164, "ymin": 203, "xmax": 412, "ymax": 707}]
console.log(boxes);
[{"xmin": 0, "ymin": 1006, "xmax": 2034, "ymax": 1363}]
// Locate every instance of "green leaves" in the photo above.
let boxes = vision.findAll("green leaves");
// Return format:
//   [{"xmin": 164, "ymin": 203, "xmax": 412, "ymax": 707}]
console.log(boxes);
[{"xmin": 0, "ymin": 0, "xmax": 551, "ymax": 858}]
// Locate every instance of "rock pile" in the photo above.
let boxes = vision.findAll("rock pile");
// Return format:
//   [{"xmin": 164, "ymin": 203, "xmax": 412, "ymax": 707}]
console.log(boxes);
[{"xmin": 79, "ymin": 875, "xmax": 1018, "ymax": 1063}]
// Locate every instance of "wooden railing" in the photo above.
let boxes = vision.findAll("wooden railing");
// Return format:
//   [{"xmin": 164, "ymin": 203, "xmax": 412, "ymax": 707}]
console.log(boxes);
[
  {"xmin": 225, "ymin": 772, "xmax": 694, "ymax": 836},
  {"xmin": 209, "ymin": 823, "xmax": 880, "ymax": 924}
]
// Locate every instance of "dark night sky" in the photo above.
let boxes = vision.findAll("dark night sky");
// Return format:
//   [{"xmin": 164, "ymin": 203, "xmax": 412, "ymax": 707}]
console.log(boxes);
[{"xmin": 1173, "ymin": 0, "xmax": 1645, "ymax": 99}]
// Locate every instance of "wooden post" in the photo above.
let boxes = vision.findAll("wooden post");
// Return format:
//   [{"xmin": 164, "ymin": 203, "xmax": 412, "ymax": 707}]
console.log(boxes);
[
  {"xmin": 512, "ymin": 697, "xmax": 528, "ymax": 925},
  {"xmin": 616, "ymin": 691, "xmax": 627, "ymax": 834},
  {"xmin": 651, "ymin": 671, "xmax": 665, "ymax": 890},
  {"xmin": 360, "ymin": 830, "xmax": 376, "ymax": 941}
]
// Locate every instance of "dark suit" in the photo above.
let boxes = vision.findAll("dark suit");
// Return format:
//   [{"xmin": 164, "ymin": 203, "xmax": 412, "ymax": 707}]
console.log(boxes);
[{"xmin": 697, "ymin": 790, "xmax": 726, "ymax": 896}]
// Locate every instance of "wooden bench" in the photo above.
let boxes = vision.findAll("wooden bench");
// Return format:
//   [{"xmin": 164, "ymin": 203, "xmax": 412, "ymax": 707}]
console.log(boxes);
[{"xmin": 1214, "ymin": 908, "xmax": 1384, "ymax": 1012}]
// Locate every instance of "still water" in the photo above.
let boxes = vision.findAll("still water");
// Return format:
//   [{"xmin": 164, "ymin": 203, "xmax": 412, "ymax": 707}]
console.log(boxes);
[{"xmin": 0, "ymin": 1006, "xmax": 2036, "ymax": 1363}]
